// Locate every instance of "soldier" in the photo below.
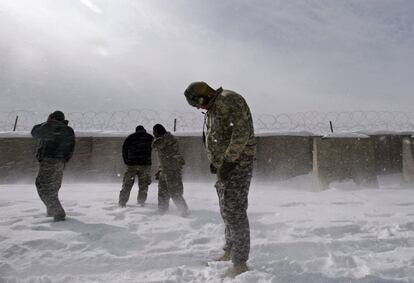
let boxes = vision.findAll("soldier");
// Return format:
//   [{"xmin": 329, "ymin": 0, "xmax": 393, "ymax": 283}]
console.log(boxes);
[
  {"xmin": 184, "ymin": 82, "xmax": 256, "ymax": 277},
  {"xmin": 31, "ymin": 111, "xmax": 75, "ymax": 222},
  {"xmin": 119, "ymin": 125, "xmax": 154, "ymax": 207},
  {"xmin": 152, "ymin": 124, "xmax": 189, "ymax": 217}
]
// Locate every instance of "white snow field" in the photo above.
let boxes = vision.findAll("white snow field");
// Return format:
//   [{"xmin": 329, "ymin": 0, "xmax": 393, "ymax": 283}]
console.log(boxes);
[{"xmin": 1, "ymin": 175, "xmax": 414, "ymax": 283}]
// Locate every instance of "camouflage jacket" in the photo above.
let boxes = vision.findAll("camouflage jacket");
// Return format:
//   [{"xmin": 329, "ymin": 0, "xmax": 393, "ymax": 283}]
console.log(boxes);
[
  {"xmin": 206, "ymin": 88, "xmax": 256, "ymax": 168},
  {"xmin": 152, "ymin": 132, "xmax": 185, "ymax": 171}
]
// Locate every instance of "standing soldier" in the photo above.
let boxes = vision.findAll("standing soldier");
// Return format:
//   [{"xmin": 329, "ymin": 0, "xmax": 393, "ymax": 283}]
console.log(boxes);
[
  {"xmin": 184, "ymin": 82, "xmax": 256, "ymax": 277},
  {"xmin": 31, "ymin": 111, "xmax": 75, "ymax": 222},
  {"xmin": 152, "ymin": 124, "xmax": 189, "ymax": 217},
  {"xmin": 119, "ymin": 125, "xmax": 154, "ymax": 207}
]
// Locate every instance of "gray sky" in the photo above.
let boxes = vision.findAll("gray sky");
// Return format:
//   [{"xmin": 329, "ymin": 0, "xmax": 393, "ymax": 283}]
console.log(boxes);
[{"xmin": 1, "ymin": 0, "xmax": 413, "ymax": 115}]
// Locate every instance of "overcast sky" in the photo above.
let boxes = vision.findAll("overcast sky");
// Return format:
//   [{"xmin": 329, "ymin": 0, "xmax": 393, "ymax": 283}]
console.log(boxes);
[{"xmin": 1, "ymin": 0, "xmax": 413, "ymax": 115}]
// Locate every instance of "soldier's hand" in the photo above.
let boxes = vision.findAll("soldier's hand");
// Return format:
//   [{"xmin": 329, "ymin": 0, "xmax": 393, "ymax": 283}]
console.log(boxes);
[
  {"xmin": 218, "ymin": 161, "xmax": 237, "ymax": 179},
  {"xmin": 209, "ymin": 163, "xmax": 217, "ymax": 174}
]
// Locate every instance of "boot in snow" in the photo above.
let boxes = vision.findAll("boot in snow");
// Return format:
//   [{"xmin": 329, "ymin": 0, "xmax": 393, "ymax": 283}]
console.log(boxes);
[
  {"xmin": 214, "ymin": 249, "xmax": 231, "ymax": 261},
  {"xmin": 224, "ymin": 262, "xmax": 248, "ymax": 278}
]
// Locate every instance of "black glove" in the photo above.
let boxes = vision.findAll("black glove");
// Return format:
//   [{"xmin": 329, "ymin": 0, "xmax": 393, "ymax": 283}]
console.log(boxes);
[
  {"xmin": 155, "ymin": 170, "xmax": 161, "ymax": 180},
  {"xmin": 218, "ymin": 161, "xmax": 236, "ymax": 179},
  {"xmin": 210, "ymin": 163, "xmax": 217, "ymax": 174}
]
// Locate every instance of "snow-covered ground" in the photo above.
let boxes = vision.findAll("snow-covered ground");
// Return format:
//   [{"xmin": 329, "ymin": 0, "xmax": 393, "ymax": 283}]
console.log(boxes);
[{"xmin": 1, "ymin": 175, "xmax": 414, "ymax": 283}]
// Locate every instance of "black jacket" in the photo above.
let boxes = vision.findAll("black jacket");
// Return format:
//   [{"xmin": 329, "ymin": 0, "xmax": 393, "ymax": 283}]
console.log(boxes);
[
  {"xmin": 122, "ymin": 129, "xmax": 154, "ymax": 166},
  {"xmin": 31, "ymin": 120, "xmax": 75, "ymax": 162}
]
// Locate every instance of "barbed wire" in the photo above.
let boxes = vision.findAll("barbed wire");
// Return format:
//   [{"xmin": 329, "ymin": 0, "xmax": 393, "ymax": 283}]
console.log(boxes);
[{"xmin": 1, "ymin": 109, "xmax": 414, "ymax": 135}]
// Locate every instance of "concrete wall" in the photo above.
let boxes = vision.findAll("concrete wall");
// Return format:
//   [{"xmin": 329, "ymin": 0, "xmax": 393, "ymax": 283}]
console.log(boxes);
[
  {"xmin": 312, "ymin": 137, "xmax": 378, "ymax": 191},
  {"xmin": 0, "ymin": 136, "xmax": 214, "ymax": 184},
  {"xmin": 0, "ymin": 134, "xmax": 411, "ymax": 186},
  {"xmin": 255, "ymin": 136, "xmax": 313, "ymax": 180},
  {"xmin": 402, "ymin": 136, "xmax": 414, "ymax": 183},
  {"xmin": 0, "ymin": 135, "xmax": 314, "ymax": 184},
  {"xmin": 371, "ymin": 135, "xmax": 403, "ymax": 175},
  {"xmin": 0, "ymin": 138, "xmax": 38, "ymax": 183}
]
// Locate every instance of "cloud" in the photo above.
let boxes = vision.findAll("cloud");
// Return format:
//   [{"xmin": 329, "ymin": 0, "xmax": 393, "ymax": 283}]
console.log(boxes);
[
  {"xmin": 0, "ymin": 0, "xmax": 413, "ymax": 115},
  {"xmin": 80, "ymin": 0, "xmax": 102, "ymax": 14}
]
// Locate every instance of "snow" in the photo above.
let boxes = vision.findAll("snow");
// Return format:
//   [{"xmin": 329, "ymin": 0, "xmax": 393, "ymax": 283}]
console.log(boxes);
[
  {"xmin": 322, "ymin": 133, "xmax": 370, "ymax": 139},
  {"xmin": 1, "ymin": 175, "xmax": 414, "ymax": 282},
  {"xmin": 256, "ymin": 131, "xmax": 315, "ymax": 137},
  {"xmin": 358, "ymin": 131, "xmax": 414, "ymax": 137}
]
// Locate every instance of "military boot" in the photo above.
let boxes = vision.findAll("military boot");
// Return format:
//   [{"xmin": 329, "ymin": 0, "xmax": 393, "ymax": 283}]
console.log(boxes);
[
  {"xmin": 46, "ymin": 208, "xmax": 53, "ymax": 217},
  {"xmin": 137, "ymin": 190, "xmax": 147, "ymax": 207},
  {"xmin": 53, "ymin": 213, "xmax": 66, "ymax": 222},
  {"xmin": 214, "ymin": 249, "xmax": 231, "ymax": 261},
  {"xmin": 180, "ymin": 209, "xmax": 190, "ymax": 218},
  {"xmin": 224, "ymin": 262, "xmax": 248, "ymax": 278}
]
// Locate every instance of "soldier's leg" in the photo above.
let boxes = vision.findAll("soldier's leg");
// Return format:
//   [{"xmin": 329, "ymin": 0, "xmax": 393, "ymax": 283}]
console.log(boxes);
[
  {"xmin": 50, "ymin": 161, "xmax": 65, "ymax": 221},
  {"xmin": 35, "ymin": 162, "xmax": 51, "ymax": 216},
  {"xmin": 137, "ymin": 165, "xmax": 151, "ymax": 205},
  {"xmin": 164, "ymin": 170, "xmax": 188, "ymax": 215},
  {"xmin": 215, "ymin": 181, "xmax": 232, "ymax": 257},
  {"xmin": 36, "ymin": 159, "xmax": 66, "ymax": 220},
  {"xmin": 220, "ymin": 162, "xmax": 253, "ymax": 265},
  {"xmin": 119, "ymin": 166, "xmax": 136, "ymax": 206},
  {"xmin": 223, "ymin": 185, "xmax": 250, "ymax": 264},
  {"xmin": 158, "ymin": 172, "xmax": 170, "ymax": 213}
]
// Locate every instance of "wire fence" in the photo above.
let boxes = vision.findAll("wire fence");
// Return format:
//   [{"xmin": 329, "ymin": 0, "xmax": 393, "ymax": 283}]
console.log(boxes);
[{"xmin": 1, "ymin": 110, "xmax": 414, "ymax": 135}]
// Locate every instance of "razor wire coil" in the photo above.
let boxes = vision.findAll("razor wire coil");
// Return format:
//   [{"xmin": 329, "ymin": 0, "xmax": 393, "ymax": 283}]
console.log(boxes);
[{"xmin": 1, "ymin": 110, "xmax": 414, "ymax": 135}]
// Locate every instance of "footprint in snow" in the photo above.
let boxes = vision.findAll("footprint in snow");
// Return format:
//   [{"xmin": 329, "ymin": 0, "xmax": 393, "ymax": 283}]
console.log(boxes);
[{"xmin": 22, "ymin": 239, "xmax": 67, "ymax": 251}]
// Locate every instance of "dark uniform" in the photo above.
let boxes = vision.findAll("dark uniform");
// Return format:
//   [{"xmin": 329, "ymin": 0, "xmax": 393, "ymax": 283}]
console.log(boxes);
[
  {"xmin": 31, "ymin": 111, "xmax": 75, "ymax": 222},
  {"xmin": 152, "ymin": 126, "xmax": 188, "ymax": 216},
  {"xmin": 119, "ymin": 126, "xmax": 154, "ymax": 206}
]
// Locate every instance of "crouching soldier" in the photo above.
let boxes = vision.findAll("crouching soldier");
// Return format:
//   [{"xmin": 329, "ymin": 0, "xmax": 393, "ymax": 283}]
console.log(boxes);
[
  {"xmin": 152, "ymin": 124, "xmax": 189, "ymax": 217},
  {"xmin": 119, "ymin": 125, "xmax": 154, "ymax": 207},
  {"xmin": 31, "ymin": 111, "xmax": 75, "ymax": 222}
]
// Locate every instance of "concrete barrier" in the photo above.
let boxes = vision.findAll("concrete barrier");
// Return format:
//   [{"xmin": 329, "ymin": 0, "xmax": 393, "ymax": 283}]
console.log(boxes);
[
  {"xmin": 402, "ymin": 136, "xmax": 414, "ymax": 184},
  {"xmin": 66, "ymin": 136, "xmax": 213, "ymax": 183},
  {"xmin": 371, "ymin": 135, "xmax": 403, "ymax": 175},
  {"xmin": 0, "ymin": 133, "xmax": 410, "ymax": 187},
  {"xmin": 0, "ymin": 137, "xmax": 37, "ymax": 183},
  {"xmin": 312, "ymin": 135, "xmax": 379, "ymax": 191},
  {"xmin": 255, "ymin": 135, "xmax": 313, "ymax": 181},
  {"xmin": 0, "ymin": 135, "xmax": 214, "ymax": 184}
]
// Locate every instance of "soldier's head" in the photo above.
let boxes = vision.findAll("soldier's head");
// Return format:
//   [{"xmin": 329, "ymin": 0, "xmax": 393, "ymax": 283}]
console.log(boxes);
[
  {"xmin": 48, "ymin": 110, "xmax": 65, "ymax": 122},
  {"xmin": 136, "ymin": 125, "xmax": 146, "ymax": 133},
  {"xmin": 184, "ymin": 81, "xmax": 217, "ymax": 110},
  {"xmin": 153, "ymin": 124, "xmax": 167, "ymax": 138}
]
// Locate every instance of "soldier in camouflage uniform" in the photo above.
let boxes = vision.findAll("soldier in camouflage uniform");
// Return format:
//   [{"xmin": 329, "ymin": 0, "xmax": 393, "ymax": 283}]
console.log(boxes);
[
  {"xmin": 152, "ymin": 124, "xmax": 189, "ymax": 216},
  {"xmin": 31, "ymin": 111, "xmax": 75, "ymax": 222},
  {"xmin": 184, "ymin": 82, "xmax": 256, "ymax": 277}
]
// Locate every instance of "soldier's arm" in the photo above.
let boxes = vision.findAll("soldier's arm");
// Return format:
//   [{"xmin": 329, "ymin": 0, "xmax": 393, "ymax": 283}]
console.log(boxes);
[
  {"xmin": 148, "ymin": 134, "xmax": 154, "ymax": 149},
  {"xmin": 172, "ymin": 138, "xmax": 185, "ymax": 166},
  {"xmin": 65, "ymin": 127, "xmax": 76, "ymax": 162},
  {"xmin": 122, "ymin": 136, "xmax": 131, "ymax": 163},
  {"xmin": 152, "ymin": 138, "xmax": 165, "ymax": 151},
  {"xmin": 223, "ymin": 96, "xmax": 251, "ymax": 163},
  {"xmin": 31, "ymin": 123, "xmax": 46, "ymax": 138}
]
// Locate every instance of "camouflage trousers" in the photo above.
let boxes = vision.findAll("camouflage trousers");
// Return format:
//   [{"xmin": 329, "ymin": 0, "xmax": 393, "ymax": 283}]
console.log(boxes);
[
  {"xmin": 158, "ymin": 169, "xmax": 188, "ymax": 214},
  {"xmin": 35, "ymin": 158, "xmax": 66, "ymax": 219},
  {"xmin": 215, "ymin": 156, "xmax": 253, "ymax": 264},
  {"xmin": 119, "ymin": 165, "xmax": 152, "ymax": 205}
]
